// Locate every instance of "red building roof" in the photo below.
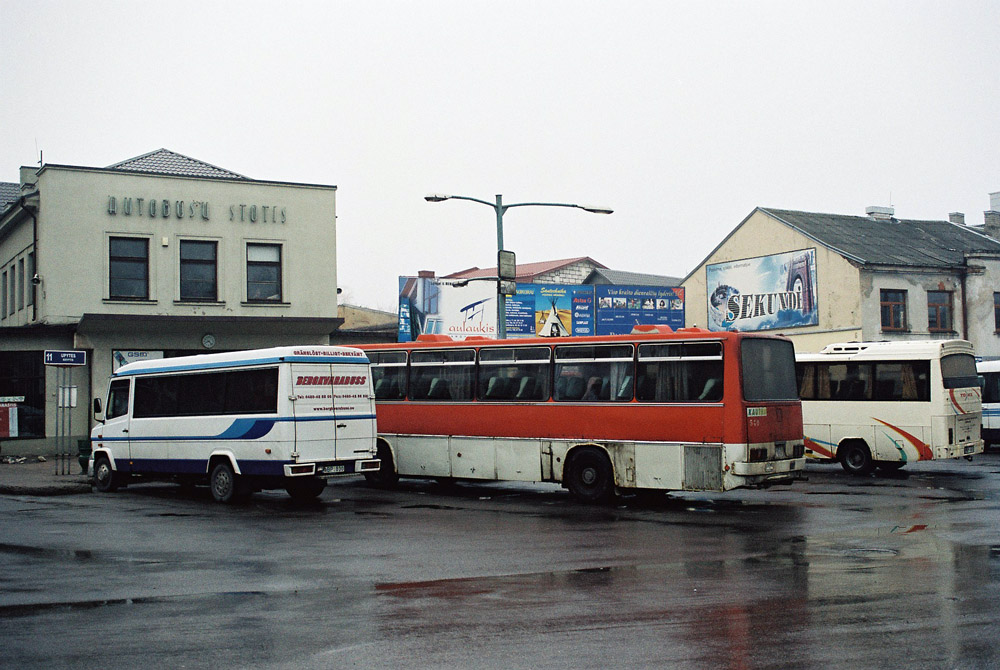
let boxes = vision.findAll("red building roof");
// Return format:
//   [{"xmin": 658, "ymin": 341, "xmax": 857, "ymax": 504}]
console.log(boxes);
[{"xmin": 444, "ymin": 256, "xmax": 607, "ymax": 281}]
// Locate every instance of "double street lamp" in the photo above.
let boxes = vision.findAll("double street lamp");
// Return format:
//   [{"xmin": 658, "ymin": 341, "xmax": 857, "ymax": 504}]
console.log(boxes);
[{"xmin": 425, "ymin": 193, "xmax": 613, "ymax": 338}]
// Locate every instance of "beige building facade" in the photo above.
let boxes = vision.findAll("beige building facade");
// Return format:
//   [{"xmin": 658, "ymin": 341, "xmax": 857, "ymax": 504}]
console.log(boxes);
[
  {"xmin": 683, "ymin": 206, "xmax": 1000, "ymax": 356},
  {"xmin": 0, "ymin": 149, "xmax": 343, "ymax": 454}
]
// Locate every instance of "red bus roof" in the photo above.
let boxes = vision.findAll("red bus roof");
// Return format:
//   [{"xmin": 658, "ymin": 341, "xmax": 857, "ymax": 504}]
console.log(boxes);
[{"xmin": 360, "ymin": 328, "xmax": 790, "ymax": 351}]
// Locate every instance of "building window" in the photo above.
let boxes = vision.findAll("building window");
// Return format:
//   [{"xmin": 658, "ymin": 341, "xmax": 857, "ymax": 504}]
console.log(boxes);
[
  {"xmin": 180, "ymin": 240, "xmax": 218, "ymax": 301},
  {"xmin": 927, "ymin": 290, "xmax": 953, "ymax": 333},
  {"xmin": 26, "ymin": 253, "xmax": 33, "ymax": 307},
  {"xmin": 109, "ymin": 237, "xmax": 149, "ymax": 300},
  {"xmin": 17, "ymin": 258, "xmax": 24, "ymax": 311},
  {"xmin": 1, "ymin": 270, "xmax": 7, "ymax": 318},
  {"xmin": 880, "ymin": 289, "xmax": 907, "ymax": 331},
  {"xmin": 247, "ymin": 243, "xmax": 282, "ymax": 302},
  {"xmin": 7, "ymin": 266, "xmax": 14, "ymax": 316},
  {"xmin": 995, "ymin": 293, "xmax": 1000, "ymax": 332}
]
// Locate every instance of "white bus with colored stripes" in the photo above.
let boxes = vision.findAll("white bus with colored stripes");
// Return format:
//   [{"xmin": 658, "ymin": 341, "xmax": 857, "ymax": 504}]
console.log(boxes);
[
  {"xmin": 90, "ymin": 346, "xmax": 379, "ymax": 502},
  {"xmin": 795, "ymin": 340, "xmax": 983, "ymax": 475}
]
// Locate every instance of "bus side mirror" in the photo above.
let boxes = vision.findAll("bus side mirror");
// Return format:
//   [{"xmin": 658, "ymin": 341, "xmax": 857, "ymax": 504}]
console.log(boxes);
[{"xmin": 93, "ymin": 398, "xmax": 104, "ymax": 422}]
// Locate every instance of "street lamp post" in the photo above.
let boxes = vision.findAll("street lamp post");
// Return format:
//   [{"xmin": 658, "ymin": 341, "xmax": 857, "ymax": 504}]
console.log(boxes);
[{"xmin": 425, "ymin": 193, "xmax": 613, "ymax": 338}]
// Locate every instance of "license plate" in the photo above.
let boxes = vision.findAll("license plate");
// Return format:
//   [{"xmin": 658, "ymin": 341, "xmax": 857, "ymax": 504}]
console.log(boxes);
[
  {"xmin": 964, "ymin": 445, "xmax": 976, "ymax": 455},
  {"xmin": 320, "ymin": 464, "xmax": 346, "ymax": 474}
]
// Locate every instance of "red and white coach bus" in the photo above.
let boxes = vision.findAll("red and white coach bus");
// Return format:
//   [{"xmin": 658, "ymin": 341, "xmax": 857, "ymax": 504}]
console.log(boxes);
[{"xmin": 359, "ymin": 326, "xmax": 805, "ymax": 501}]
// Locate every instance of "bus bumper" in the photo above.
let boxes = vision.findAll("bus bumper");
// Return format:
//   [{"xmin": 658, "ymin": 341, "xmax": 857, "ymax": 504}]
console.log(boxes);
[
  {"xmin": 937, "ymin": 440, "xmax": 984, "ymax": 460},
  {"xmin": 732, "ymin": 457, "xmax": 806, "ymax": 478},
  {"xmin": 283, "ymin": 459, "xmax": 381, "ymax": 478}
]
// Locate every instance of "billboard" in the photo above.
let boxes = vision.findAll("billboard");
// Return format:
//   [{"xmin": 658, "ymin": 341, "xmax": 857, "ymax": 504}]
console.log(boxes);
[
  {"xmin": 506, "ymin": 284, "xmax": 595, "ymax": 338},
  {"xmin": 398, "ymin": 277, "xmax": 687, "ymax": 341},
  {"xmin": 398, "ymin": 276, "xmax": 497, "ymax": 341},
  {"xmin": 594, "ymin": 285, "xmax": 685, "ymax": 335},
  {"xmin": 706, "ymin": 248, "xmax": 818, "ymax": 332}
]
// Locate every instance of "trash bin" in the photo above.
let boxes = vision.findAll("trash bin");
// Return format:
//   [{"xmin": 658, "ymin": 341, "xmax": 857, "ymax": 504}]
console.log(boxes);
[{"xmin": 78, "ymin": 439, "xmax": 92, "ymax": 474}]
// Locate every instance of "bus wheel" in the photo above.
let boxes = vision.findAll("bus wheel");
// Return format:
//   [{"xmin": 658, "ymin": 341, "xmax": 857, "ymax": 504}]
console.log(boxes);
[
  {"xmin": 838, "ymin": 441, "xmax": 874, "ymax": 476},
  {"xmin": 93, "ymin": 455, "xmax": 119, "ymax": 493},
  {"xmin": 210, "ymin": 462, "xmax": 247, "ymax": 503},
  {"xmin": 365, "ymin": 442, "xmax": 399, "ymax": 488},
  {"xmin": 286, "ymin": 477, "xmax": 327, "ymax": 501},
  {"xmin": 566, "ymin": 447, "xmax": 614, "ymax": 503}
]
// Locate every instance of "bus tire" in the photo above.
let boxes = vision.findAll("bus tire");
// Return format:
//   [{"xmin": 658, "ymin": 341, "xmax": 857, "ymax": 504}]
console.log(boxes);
[
  {"xmin": 286, "ymin": 477, "xmax": 327, "ymax": 501},
  {"xmin": 365, "ymin": 442, "xmax": 399, "ymax": 488},
  {"xmin": 838, "ymin": 441, "xmax": 874, "ymax": 476},
  {"xmin": 210, "ymin": 461, "xmax": 248, "ymax": 503},
  {"xmin": 565, "ymin": 446, "xmax": 615, "ymax": 503},
  {"xmin": 93, "ymin": 455, "xmax": 120, "ymax": 493}
]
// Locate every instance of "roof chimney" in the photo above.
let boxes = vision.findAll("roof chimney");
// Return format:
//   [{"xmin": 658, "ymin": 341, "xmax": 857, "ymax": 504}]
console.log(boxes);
[
  {"xmin": 949, "ymin": 212, "xmax": 966, "ymax": 226},
  {"xmin": 417, "ymin": 270, "xmax": 436, "ymax": 278},
  {"xmin": 985, "ymin": 211, "xmax": 1000, "ymax": 240},
  {"xmin": 990, "ymin": 191, "xmax": 1000, "ymax": 212},
  {"xmin": 866, "ymin": 205, "xmax": 895, "ymax": 220}
]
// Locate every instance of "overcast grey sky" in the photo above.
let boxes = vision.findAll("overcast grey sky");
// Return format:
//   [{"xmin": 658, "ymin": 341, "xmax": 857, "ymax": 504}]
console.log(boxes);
[{"xmin": 2, "ymin": 1, "xmax": 998, "ymax": 310}]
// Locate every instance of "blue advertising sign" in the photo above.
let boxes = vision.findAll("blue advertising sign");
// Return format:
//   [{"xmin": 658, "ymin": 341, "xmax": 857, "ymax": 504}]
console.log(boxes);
[
  {"xmin": 594, "ymin": 286, "xmax": 685, "ymax": 335},
  {"xmin": 44, "ymin": 350, "xmax": 87, "ymax": 366},
  {"xmin": 505, "ymin": 284, "xmax": 595, "ymax": 338},
  {"xmin": 705, "ymin": 248, "xmax": 818, "ymax": 332},
  {"xmin": 397, "ymin": 276, "xmax": 688, "ymax": 340}
]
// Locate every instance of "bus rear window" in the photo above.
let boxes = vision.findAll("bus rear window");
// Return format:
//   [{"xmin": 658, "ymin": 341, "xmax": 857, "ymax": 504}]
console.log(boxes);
[
  {"xmin": 741, "ymin": 338, "xmax": 798, "ymax": 401},
  {"xmin": 941, "ymin": 353, "xmax": 979, "ymax": 389}
]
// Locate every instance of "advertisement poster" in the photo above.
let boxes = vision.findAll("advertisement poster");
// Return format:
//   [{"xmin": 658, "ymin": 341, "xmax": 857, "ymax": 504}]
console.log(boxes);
[
  {"xmin": 594, "ymin": 286, "xmax": 685, "ymax": 335},
  {"xmin": 398, "ymin": 276, "xmax": 497, "ymax": 341},
  {"xmin": 398, "ymin": 277, "xmax": 687, "ymax": 341},
  {"xmin": 112, "ymin": 350, "xmax": 164, "ymax": 372},
  {"xmin": 706, "ymin": 248, "xmax": 818, "ymax": 332},
  {"xmin": 0, "ymin": 402, "xmax": 17, "ymax": 438},
  {"xmin": 505, "ymin": 284, "xmax": 595, "ymax": 338}
]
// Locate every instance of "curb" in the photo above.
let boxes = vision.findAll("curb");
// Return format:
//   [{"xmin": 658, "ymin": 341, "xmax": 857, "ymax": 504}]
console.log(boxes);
[{"xmin": 0, "ymin": 482, "xmax": 93, "ymax": 496}]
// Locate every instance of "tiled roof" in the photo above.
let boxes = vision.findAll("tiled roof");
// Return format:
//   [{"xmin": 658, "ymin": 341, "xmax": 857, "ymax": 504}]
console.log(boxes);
[
  {"xmin": 445, "ymin": 256, "xmax": 606, "ymax": 280},
  {"xmin": 0, "ymin": 181, "xmax": 19, "ymax": 215},
  {"xmin": 584, "ymin": 268, "xmax": 683, "ymax": 286},
  {"xmin": 107, "ymin": 148, "xmax": 247, "ymax": 180},
  {"xmin": 760, "ymin": 208, "xmax": 1000, "ymax": 267}
]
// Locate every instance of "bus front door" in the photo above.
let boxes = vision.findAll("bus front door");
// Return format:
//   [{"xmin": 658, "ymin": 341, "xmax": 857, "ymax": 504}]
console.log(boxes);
[{"xmin": 99, "ymin": 378, "xmax": 133, "ymax": 473}]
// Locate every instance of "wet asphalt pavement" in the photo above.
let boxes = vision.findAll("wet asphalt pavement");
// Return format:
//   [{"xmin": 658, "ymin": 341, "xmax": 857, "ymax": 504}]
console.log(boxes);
[{"xmin": 2, "ymin": 454, "xmax": 1000, "ymax": 669}]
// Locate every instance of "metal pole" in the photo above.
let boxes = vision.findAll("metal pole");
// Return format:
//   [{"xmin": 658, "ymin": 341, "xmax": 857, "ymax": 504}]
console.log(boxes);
[
  {"xmin": 55, "ymin": 368, "xmax": 63, "ymax": 474},
  {"xmin": 66, "ymin": 368, "xmax": 73, "ymax": 475},
  {"xmin": 496, "ymin": 194, "xmax": 506, "ymax": 339}
]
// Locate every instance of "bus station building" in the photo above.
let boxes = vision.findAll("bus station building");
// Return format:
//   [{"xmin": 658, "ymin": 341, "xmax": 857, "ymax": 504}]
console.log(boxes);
[{"xmin": 0, "ymin": 149, "xmax": 351, "ymax": 454}]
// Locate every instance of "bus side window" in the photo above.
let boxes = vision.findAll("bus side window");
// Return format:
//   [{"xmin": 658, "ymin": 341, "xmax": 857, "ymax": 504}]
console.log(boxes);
[
  {"xmin": 410, "ymin": 349, "xmax": 475, "ymax": 401},
  {"xmin": 106, "ymin": 379, "xmax": 131, "ymax": 420},
  {"xmin": 554, "ymin": 344, "xmax": 633, "ymax": 403},
  {"xmin": 984, "ymin": 372, "xmax": 1000, "ymax": 404},
  {"xmin": 478, "ymin": 346, "xmax": 551, "ymax": 402},
  {"xmin": 636, "ymin": 342, "xmax": 724, "ymax": 402}
]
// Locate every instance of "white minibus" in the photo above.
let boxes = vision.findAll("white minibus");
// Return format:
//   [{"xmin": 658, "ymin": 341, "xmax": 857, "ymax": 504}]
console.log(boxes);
[
  {"xmin": 796, "ymin": 340, "xmax": 983, "ymax": 475},
  {"xmin": 90, "ymin": 346, "xmax": 379, "ymax": 502}
]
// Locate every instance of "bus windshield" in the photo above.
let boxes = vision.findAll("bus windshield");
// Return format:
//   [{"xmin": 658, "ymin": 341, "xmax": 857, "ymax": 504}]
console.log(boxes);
[
  {"xmin": 741, "ymin": 338, "xmax": 798, "ymax": 401},
  {"xmin": 941, "ymin": 353, "xmax": 979, "ymax": 389}
]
